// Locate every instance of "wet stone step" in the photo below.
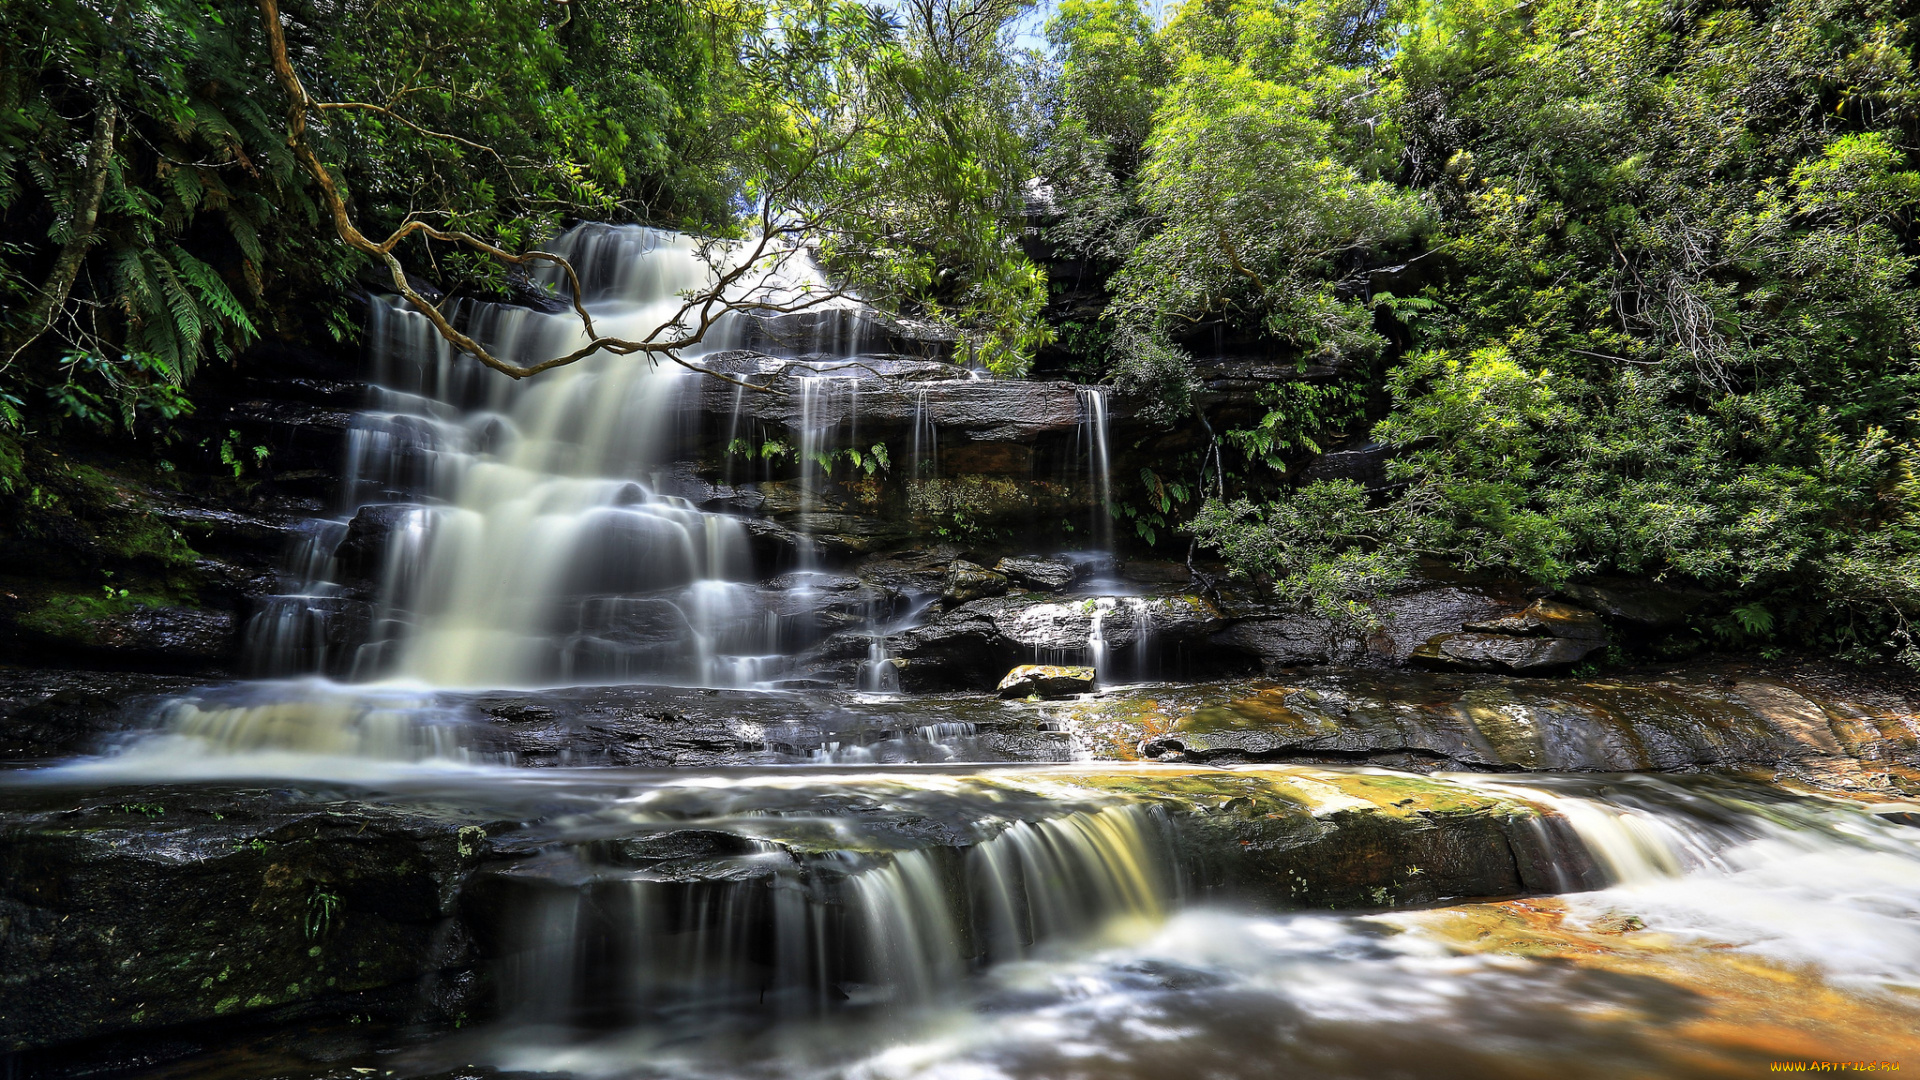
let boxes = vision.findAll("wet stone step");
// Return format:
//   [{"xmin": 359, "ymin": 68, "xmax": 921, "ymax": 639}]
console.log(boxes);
[{"xmin": 0, "ymin": 765, "xmax": 1578, "ymax": 1054}]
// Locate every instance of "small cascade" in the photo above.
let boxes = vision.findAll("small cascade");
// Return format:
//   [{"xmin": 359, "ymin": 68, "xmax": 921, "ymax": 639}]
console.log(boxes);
[
  {"xmin": 96, "ymin": 681, "xmax": 494, "ymax": 769},
  {"xmin": 499, "ymin": 801, "xmax": 1181, "ymax": 1025},
  {"xmin": 243, "ymin": 518, "xmax": 351, "ymax": 676},
  {"xmin": 908, "ymin": 385, "xmax": 939, "ymax": 480},
  {"xmin": 1087, "ymin": 596, "xmax": 1113, "ymax": 683},
  {"xmin": 791, "ymin": 371, "xmax": 862, "ymax": 571}
]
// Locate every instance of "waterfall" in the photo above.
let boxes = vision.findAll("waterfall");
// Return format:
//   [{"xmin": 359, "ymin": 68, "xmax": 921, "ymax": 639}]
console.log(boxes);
[
  {"xmin": 1076, "ymin": 386, "xmax": 1114, "ymax": 554},
  {"xmin": 909, "ymin": 385, "xmax": 939, "ymax": 480},
  {"xmin": 243, "ymin": 225, "xmax": 869, "ymax": 690},
  {"xmin": 498, "ymin": 801, "xmax": 1181, "ymax": 1024}
]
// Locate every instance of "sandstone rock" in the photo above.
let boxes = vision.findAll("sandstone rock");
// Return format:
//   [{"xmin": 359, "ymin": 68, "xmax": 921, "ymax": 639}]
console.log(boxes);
[
  {"xmin": 1464, "ymin": 598, "xmax": 1606, "ymax": 641},
  {"xmin": 1412, "ymin": 632, "xmax": 1602, "ymax": 672},
  {"xmin": 997, "ymin": 665, "xmax": 1096, "ymax": 699},
  {"xmin": 1123, "ymin": 669, "xmax": 1919, "ymax": 790},
  {"xmin": 993, "ymin": 556, "xmax": 1076, "ymax": 591}
]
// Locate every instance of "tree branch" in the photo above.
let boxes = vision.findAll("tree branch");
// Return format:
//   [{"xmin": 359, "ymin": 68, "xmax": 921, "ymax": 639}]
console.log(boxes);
[
  {"xmin": 256, "ymin": 0, "xmax": 803, "ymax": 392},
  {"xmin": 2, "ymin": 59, "xmax": 119, "ymax": 372}
]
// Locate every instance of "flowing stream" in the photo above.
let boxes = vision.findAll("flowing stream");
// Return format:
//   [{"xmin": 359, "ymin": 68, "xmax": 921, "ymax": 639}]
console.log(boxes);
[{"xmin": 8, "ymin": 226, "xmax": 1920, "ymax": 1078}]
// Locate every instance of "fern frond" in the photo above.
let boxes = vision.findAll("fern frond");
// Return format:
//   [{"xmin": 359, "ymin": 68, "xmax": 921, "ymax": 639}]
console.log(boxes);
[
  {"xmin": 146, "ymin": 250, "xmax": 204, "ymax": 379},
  {"xmin": 171, "ymin": 243, "xmax": 256, "ymax": 339},
  {"xmin": 112, "ymin": 246, "xmax": 159, "ymax": 320}
]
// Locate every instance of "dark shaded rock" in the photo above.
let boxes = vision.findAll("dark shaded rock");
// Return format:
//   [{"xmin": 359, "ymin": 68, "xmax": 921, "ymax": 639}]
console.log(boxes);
[
  {"xmin": 1297, "ymin": 441, "xmax": 1395, "ymax": 490},
  {"xmin": 0, "ymin": 787, "xmax": 490, "ymax": 1053},
  {"xmin": 1464, "ymin": 598, "xmax": 1606, "ymax": 641},
  {"xmin": 0, "ymin": 670, "xmax": 200, "ymax": 763},
  {"xmin": 944, "ymin": 561, "xmax": 1009, "ymax": 605},
  {"xmin": 1556, "ymin": 577, "xmax": 1710, "ymax": 627},
  {"xmin": 7, "ymin": 604, "xmax": 238, "ymax": 670},
  {"xmin": 331, "ymin": 503, "xmax": 419, "ymax": 588},
  {"xmin": 1215, "ymin": 584, "xmax": 1528, "ymax": 670},
  {"xmin": 994, "ymin": 557, "xmax": 1077, "ymax": 591},
  {"xmin": 1412, "ymin": 632, "xmax": 1602, "ymax": 672},
  {"xmin": 1119, "ymin": 560, "xmax": 1192, "ymax": 587},
  {"xmin": 997, "ymin": 665, "xmax": 1095, "ymax": 699},
  {"xmin": 939, "ymin": 442, "xmax": 1033, "ymax": 474}
]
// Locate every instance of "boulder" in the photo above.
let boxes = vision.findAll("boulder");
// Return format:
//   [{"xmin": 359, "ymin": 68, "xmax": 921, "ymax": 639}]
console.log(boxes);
[
  {"xmin": 1411, "ymin": 632, "xmax": 1602, "ymax": 672},
  {"xmin": 993, "ymin": 556, "xmax": 1076, "ymax": 591},
  {"xmin": 1213, "ymin": 584, "xmax": 1529, "ymax": 670},
  {"xmin": 331, "ymin": 503, "xmax": 421, "ymax": 588},
  {"xmin": 943, "ymin": 560, "xmax": 1009, "ymax": 605},
  {"xmin": 997, "ymin": 665, "xmax": 1096, "ymax": 699},
  {"xmin": 892, "ymin": 593, "xmax": 1235, "ymax": 690}
]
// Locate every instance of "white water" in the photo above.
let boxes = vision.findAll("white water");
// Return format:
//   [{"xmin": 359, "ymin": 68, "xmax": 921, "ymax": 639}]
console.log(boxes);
[
  {"xmin": 246, "ymin": 226, "xmax": 870, "ymax": 690},
  {"xmin": 403, "ymin": 772, "xmax": 1920, "ymax": 1080}
]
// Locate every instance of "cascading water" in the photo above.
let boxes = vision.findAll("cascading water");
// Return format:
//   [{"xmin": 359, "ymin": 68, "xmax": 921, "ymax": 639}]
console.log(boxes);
[
  {"xmin": 492, "ymin": 777, "xmax": 1180, "ymax": 1031},
  {"xmin": 250, "ymin": 226, "xmax": 864, "ymax": 689}
]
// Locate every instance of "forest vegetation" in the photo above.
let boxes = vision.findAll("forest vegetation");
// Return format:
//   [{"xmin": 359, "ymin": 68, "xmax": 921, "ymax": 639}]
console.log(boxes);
[{"xmin": 3, "ymin": 0, "xmax": 1919, "ymax": 665}]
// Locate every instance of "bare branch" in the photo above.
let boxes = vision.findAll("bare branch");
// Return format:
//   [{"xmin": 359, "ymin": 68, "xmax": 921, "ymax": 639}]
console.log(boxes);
[{"xmin": 256, "ymin": 0, "xmax": 806, "ymax": 392}]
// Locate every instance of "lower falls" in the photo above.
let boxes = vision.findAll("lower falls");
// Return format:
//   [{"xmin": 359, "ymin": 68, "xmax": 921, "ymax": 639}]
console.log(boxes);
[{"xmin": 3, "ymin": 225, "xmax": 1919, "ymax": 1079}]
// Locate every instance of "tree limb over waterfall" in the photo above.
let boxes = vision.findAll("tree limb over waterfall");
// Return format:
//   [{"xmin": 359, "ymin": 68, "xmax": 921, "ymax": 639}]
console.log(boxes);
[
  {"xmin": 255, "ymin": 0, "xmax": 1047, "ymax": 392},
  {"xmin": 254, "ymin": 0, "xmax": 853, "ymax": 394}
]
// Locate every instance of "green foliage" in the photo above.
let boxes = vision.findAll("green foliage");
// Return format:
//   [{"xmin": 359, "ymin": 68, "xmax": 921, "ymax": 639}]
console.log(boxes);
[
  {"xmin": 1059, "ymin": 0, "xmax": 1920, "ymax": 665},
  {"xmin": 1224, "ymin": 377, "xmax": 1367, "ymax": 468},
  {"xmin": 796, "ymin": 0, "xmax": 1055, "ymax": 374},
  {"xmin": 1190, "ymin": 482, "xmax": 1415, "ymax": 629}
]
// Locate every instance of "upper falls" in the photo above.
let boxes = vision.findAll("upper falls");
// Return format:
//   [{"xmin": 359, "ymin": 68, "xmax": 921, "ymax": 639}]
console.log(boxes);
[{"xmin": 243, "ymin": 224, "xmax": 1117, "ymax": 691}]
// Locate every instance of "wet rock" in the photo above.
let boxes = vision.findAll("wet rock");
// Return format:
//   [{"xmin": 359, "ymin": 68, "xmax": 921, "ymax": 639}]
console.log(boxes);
[
  {"xmin": 1412, "ymin": 632, "xmax": 1602, "ymax": 672},
  {"xmin": 1057, "ymin": 767, "xmax": 1565, "ymax": 906},
  {"xmin": 943, "ymin": 560, "xmax": 1010, "ymax": 605},
  {"xmin": 0, "ymin": 670, "xmax": 201, "ymax": 763},
  {"xmin": 1464, "ymin": 598, "xmax": 1606, "ymax": 641},
  {"xmin": 0, "ymin": 787, "xmax": 489, "ymax": 1053},
  {"xmin": 735, "ymin": 308, "xmax": 958, "ymax": 360},
  {"xmin": 240, "ymin": 594, "xmax": 374, "ymax": 679},
  {"xmin": 332, "ymin": 503, "xmax": 419, "ymax": 589},
  {"xmin": 993, "ymin": 557, "xmax": 1077, "ymax": 591},
  {"xmin": 7, "ymin": 602, "xmax": 238, "ymax": 671},
  {"xmin": 1215, "ymin": 584, "xmax": 1529, "ymax": 671},
  {"xmin": 997, "ymin": 665, "xmax": 1096, "ymax": 699},
  {"xmin": 1125, "ymin": 669, "xmax": 1920, "ymax": 790}
]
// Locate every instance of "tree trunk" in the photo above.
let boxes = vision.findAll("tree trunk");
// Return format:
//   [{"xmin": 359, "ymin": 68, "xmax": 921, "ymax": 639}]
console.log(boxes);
[{"xmin": 2, "ymin": 70, "xmax": 120, "ymax": 369}]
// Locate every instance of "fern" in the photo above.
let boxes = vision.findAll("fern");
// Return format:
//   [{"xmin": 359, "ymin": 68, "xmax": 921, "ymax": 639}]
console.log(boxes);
[
  {"xmin": 146, "ymin": 251, "xmax": 204, "ymax": 378},
  {"xmin": 171, "ymin": 244, "xmax": 255, "ymax": 337}
]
